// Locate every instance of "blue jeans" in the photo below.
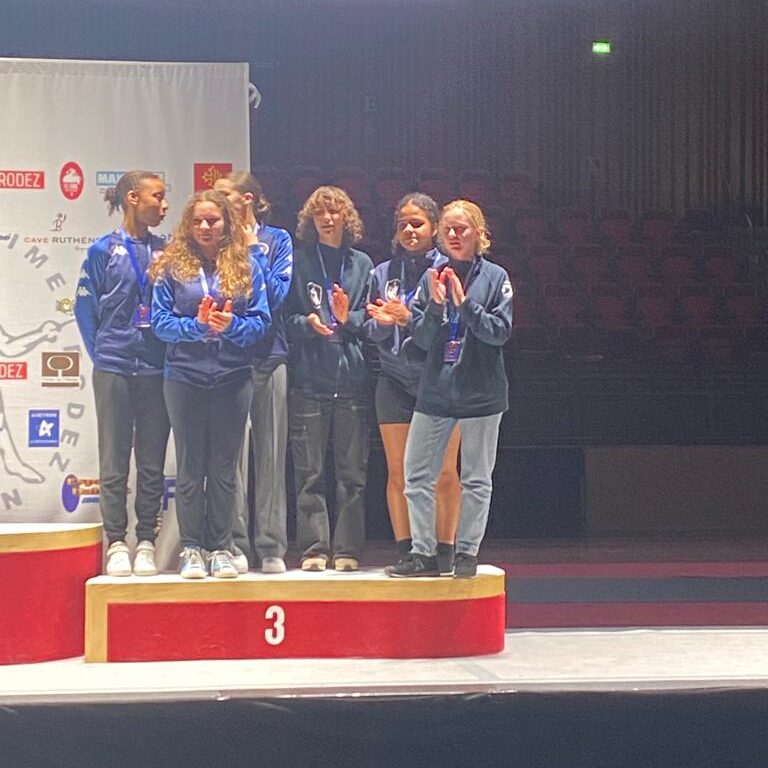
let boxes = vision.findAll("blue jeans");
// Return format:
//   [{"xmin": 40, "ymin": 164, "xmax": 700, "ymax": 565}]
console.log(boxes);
[{"xmin": 404, "ymin": 411, "xmax": 502, "ymax": 557}]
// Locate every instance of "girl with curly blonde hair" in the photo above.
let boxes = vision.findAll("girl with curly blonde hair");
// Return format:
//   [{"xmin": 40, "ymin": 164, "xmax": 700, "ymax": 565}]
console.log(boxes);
[{"xmin": 151, "ymin": 190, "xmax": 271, "ymax": 579}]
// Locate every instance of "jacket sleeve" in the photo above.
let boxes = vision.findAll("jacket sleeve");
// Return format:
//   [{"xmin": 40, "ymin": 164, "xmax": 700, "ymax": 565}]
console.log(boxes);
[
  {"xmin": 73, "ymin": 241, "xmax": 108, "ymax": 361},
  {"xmin": 409, "ymin": 272, "xmax": 445, "ymax": 351},
  {"xmin": 340, "ymin": 258, "xmax": 372, "ymax": 338},
  {"xmin": 363, "ymin": 264, "xmax": 398, "ymax": 343},
  {"xmin": 221, "ymin": 260, "xmax": 272, "ymax": 348},
  {"xmin": 256, "ymin": 230, "xmax": 293, "ymax": 311},
  {"xmin": 458, "ymin": 271, "xmax": 514, "ymax": 346},
  {"xmin": 151, "ymin": 276, "xmax": 208, "ymax": 343}
]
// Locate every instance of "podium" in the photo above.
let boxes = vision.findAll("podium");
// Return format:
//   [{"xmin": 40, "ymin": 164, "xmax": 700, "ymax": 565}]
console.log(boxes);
[
  {"xmin": 0, "ymin": 523, "xmax": 102, "ymax": 664},
  {"xmin": 85, "ymin": 566, "xmax": 506, "ymax": 662}
]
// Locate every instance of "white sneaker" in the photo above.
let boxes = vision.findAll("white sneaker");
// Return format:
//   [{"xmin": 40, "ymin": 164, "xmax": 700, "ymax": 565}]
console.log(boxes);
[
  {"xmin": 133, "ymin": 540, "xmax": 158, "ymax": 576},
  {"xmin": 231, "ymin": 552, "xmax": 249, "ymax": 574},
  {"xmin": 179, "ymin": 547, "xmax": 206, "ymax": 579},
  {"xmin": 261, "ymin": 557, "xmax": 287, "ymax": 574},
  {"xmin": 209, "ymin": 549, "xmax": 238, "ymax": 579},
  {"xmin": 105, "ymin": 541, "xmax": 131, "ymax": 577}
]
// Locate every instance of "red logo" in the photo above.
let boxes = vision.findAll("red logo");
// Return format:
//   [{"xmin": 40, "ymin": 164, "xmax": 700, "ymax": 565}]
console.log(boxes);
[
  {"xmin": 0, "ymin": 362, "xmax": 28, "ymax": 380},
  {"xmin": 0, "ymin": 170, "xmax": 45, "ymax": 189},
  {"xmin": 59, "ymin": 162, "xmax": 84, "ymax": 200},
  {"xmin": 194, "ymin": 163, "xmax": 232, "ymax": 191}
]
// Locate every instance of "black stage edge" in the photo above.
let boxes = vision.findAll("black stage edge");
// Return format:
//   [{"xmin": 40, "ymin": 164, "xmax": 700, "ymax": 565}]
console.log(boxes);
[{"xmin": 2, "ymin": 689, "xmax": 767, "ymax": 767}]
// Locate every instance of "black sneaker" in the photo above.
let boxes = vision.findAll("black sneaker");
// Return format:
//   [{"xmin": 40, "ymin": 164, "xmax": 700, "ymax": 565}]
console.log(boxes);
[
  {"xmin": 436, "ymin": 543, "xmax": 455, "ymax": 576},
  {"xmin": 385, "ymin": 553, "xmax": 439, "ymax": 578},
  {"xmin": 453, "ymin": 553, "xmax": 478, "ymax": 578}
]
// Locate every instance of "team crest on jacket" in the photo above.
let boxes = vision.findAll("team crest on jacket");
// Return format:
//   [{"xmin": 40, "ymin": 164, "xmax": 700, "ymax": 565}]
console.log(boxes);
[
  {"xmin": 502, "ymin": 280, "xmax": 513, "ymax": 298},
  {"xmin": 384, "ymin": 279, "xmax": 401, "ymax": 301},
  {"xmin": 307, "ymin": 281, "xmax": 323, "ymax": 309}
]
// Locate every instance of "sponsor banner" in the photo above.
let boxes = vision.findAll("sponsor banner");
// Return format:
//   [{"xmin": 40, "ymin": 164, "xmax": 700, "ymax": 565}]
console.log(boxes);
[
  {"xmin": 28, "ymin": 409, "xmax": 60, "ymax": 447},
  {"xmin": 0, "ymin": 362, "xmax": 28, "ymax": 380},
  {"xmin": 0, "ymin": 58, "xmax": 248, "ymax": 570},
  {"xmin": 194, "ymin": 162, "xmax": 232, "ymax": 191},
  {"xmin": 0, "ymin": 170, "xmax": 45, "ymax": 189}
]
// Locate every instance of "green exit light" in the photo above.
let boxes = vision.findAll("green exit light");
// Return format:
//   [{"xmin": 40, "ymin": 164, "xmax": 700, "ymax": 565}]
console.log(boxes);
[{"xmin": 592, "ymin": 40, "xmax": 612, "ymax": 55}]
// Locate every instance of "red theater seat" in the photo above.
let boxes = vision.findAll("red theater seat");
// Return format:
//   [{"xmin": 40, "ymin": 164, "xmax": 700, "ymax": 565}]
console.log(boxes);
[
  {"xmin": 332, "ymin": 166, "xmax": 373, "ymax": 205},
  {"xmin": 527, "ymin": 243, "xmax": 563, "ymax": 286},
  {"xmin": 659, "ymin": 245, "xmax": 699, "ymax": 285},
  {"xmin": 639, "ymin": 209, "xmax": 675, "ymax": 251},
  {"xmin": 499, "ymin": 171, "xmax": 534, "ymax": 208},
  {"xmin": 725, "ymin": 285, "xmax": 761, "ymax": 327},
  {"xmin": 571, "ymin": 244, "xmax": 611, "ymax": 287},
  {"xmin": 615, "ymin": 244, "xmax": 653, "ymax": 286},
  {"xmin": 373, "ymin": 168, "xmax": 411, "ymax": 211},
  {"xmin": 679, "ymin": 284, "xmax": 719, "ymax": 329},
  {"xmin": 513, "ymin": 209, "xmax": 549, "ymax": 246},
  {"xmin": 417, "ymin": 168, "xmax": 454, "ymax": 206},
  {"xmin": 598, "ymin": 209, "xmax": 634, "ymax": 246},
  {"xmin": 252, "ymin": 165, "xmax": 287, "ymax": 205},
  {"xmin": 543, "ymin": 283, "xmax": 584, "ymax": 327},
  {"xmin": 557, "ymin": 208, "xmax": 593, "ymax": 246},
  {"xmin": 636, "ymin": 284, "xmax": 675, "ymax": 328},
  {"xmin": 289, "ymin": 166, "xmax": 325, "ymax": 206},
  {"xmin": 458, "ymin": 169, "xmax": 497, "ymax": 207},
  {"xmin": 590, "ymin": 284, "xmax": 629, "ymax": 329}
]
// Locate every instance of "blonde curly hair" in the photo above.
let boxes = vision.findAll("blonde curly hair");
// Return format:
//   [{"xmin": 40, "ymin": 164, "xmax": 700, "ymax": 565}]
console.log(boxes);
[
  {"xmin": 439, "ymin": 199, "xmax": 491, "ymax": 256},
  {"xmin": 150, "ymin": 190, "xmax": 253, "ymax": 298},
  {"xmin": 295, "ymin": 185, "xmax": 364, "ymax": 246}
]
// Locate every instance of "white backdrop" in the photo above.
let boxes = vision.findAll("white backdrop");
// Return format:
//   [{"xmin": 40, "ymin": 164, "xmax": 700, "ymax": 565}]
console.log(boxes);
[{"xmin": 0, "ymin": 58, "xmax": 250, "ymax": 566}]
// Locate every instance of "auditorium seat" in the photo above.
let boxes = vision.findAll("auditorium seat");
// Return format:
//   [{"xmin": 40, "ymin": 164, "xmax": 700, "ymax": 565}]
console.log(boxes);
[
  {"xmin": 571, "ymin": 243, "xmax": 611, "ymax": 287},
  {"xmin": 499, "ymin": 171, "xmax": 534, "ymax": 209},
  {"xmin": 373, "ymin": 167, "xmax": 411, "ymax": 211},
  {"xmin": 492, "ymin": 249, "xmax": 525, "ymax": 284},
  {"xmin": 658, "ymin": 244, "xmax": 699, "ymax": 285},
  {"xmin": 679, "ymin": 283, "xmax": 719, "ymax": 329},
  {"xmin": 289, "ymin": 165, "xmax": 325, "ymax": 206},
  {"xmin": 598, "ymin": 209, "xmax": 634, "ymax": 247},
  {"xmin": 635, "ymin": 283, "xmax": 676, "ymax": 328},
  {"xmin": 526, "ymin": 243, "xmax": 563, "ymax": 287},
  {"xmin": 639, "ymin": 209, "xmax": 675, "ymax": 252},
  {"xmin": 590, "ymin": 284, "xmax": 630, "ymax": 329},
  {"xmin": 513, "ymin": 209, "xmax": 549, "ymax": 247},
  {"xmin": 417, "ymin": 168, "xmax": 454, "ymax": 206},
  {"xmin": 557, "ymin": 207, "xmax": 593, "ymax": 246},
  {"xmin": 724, "ymin": 285, "xmax": 761, "ymax": 327},
  {"xmin": 702, "ymin": 244, "xmax": 740, "ymax": 287},
  {"xmin": 252, "ymin": 165, "xmax": 287, "ymax": 205},
  {"xmin": 614, "ymin": 244, "xmax": 653, "ymax": 286},
  {"xmin": 542, "ymin": 283, "xmax": 584, "ymax": 327},
  {"xmin": 331, "ymin": 166, "xmax": 373, "ymax": 205},
  {"xmin": 458, "ymin": 169, "xmax": 498, "ymax": 208}
]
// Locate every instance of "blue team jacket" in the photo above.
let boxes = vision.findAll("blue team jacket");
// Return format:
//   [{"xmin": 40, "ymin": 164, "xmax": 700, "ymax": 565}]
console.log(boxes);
[
  {"xmin": 365, "ymin": 248, "xmax": 447, "ymax": 395},
  {"xmin": 410, "ymin": 256, "xmax": 514, "ymax": 418},
  {"xmin": 250, "ymin": 225, "xmax": 294, "ymax": 364},
  {"xmin": 74, "ymin": 230, "xmax": 166, "ymax": 375},
  {"xmin": 151, "ymin": 249, "xmax": 271, "ymax": 388}
]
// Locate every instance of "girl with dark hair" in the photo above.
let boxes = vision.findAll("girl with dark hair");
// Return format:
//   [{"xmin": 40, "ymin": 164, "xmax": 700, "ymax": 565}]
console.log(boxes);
[
  {"xmin": 150, "ymin": 190, "xmax": 271, "ymax": 579},
  {"xmin": 285, "ymin": 186, "xmax": 373, "ymax": 572},
  {"xmin": 74, "ymin": 171, "xmax": 170, "ymax": 577},
  {"xmin": 214, "ymin": 171, "xmax": 293, "ymax": 574},
  {"xmin": 386, "ymin": 200, "xmax": 513, "ymax": 579},
  {"xmin": 366, "ymin": 193, "xmax": 460, "ymax": 573}
]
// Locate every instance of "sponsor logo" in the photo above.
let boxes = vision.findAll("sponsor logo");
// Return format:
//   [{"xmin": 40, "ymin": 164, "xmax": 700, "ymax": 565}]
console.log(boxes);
[
  {"xmin": 385, "ymin": 279, "xmax": 401, "ymax": 301},
  {"xmin": 41, "ymin": 351, "xmax": 80, "ymax": 387},
  {"xmin": 307, "ymin": 282, "xmax": 323, "ymax": 309},
  {"xmin": 194, "ymin": 163, "xmax": 232, "ymax": 191},
  {"xmin": 51, "ymin": 213, "xmax": 67, "ymax": 232},
  {"xmin": 0, "ymin": 170, "xmax": 45, "ymax": 189},
  {"xmin": 28, "ymin": 409, "xmax": 60, "ymax": 447},
  {"xmin": 0, "ymin": 362, "xmax": 28, "ymax": 380},
  {"xmin": 59, "ymin": 162, "xmax": 84, "ymax": 200},
  {"xmin": 61, "ymin": 474, "xmax": 100, "ymax": 513},
  {"xmin": 56, "ymin": 298, "xmax": 75, "ymax": 315},
  {"xmin": 95, "ymin": 170, "xmax": 167, "ymax": 189}
]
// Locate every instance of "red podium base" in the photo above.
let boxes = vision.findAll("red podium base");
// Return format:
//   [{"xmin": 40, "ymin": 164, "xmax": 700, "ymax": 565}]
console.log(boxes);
[
  {"xmin": 0, "ymin": 523, "xmax": 102, "ymax": 664},
  {"xmin": 85, "ymin": 566, "xmax": 506, "ymax": 662}
]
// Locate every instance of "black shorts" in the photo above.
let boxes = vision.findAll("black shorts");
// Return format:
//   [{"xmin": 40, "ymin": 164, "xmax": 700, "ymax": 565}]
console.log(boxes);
[{"xmin": 375, "ymin": 375, "xmax": 416, "ymax": 425}]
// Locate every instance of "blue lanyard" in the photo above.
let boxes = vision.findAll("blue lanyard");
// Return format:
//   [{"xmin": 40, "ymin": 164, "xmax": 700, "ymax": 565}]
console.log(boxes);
[{"xmin": 119, "ymin": 229, "xmax": 150, "ymax": 302}]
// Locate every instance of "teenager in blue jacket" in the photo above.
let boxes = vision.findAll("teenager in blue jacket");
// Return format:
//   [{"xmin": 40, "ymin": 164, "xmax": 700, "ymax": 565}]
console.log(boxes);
[
  {"xmin": 386, "ymin": 200, "xmax": 513, "ymax": 579},
  {"xmin": 365, "ymin": 193, "xmax": 460, "ymax": 573},
  {"xmin": 214, "ymin": 172, "xmax": 293, "ymax": 574},
  {"xmin": 285, "ymin": 186, "xmax": 373, "ymax": 572},
  {"xmin": 74, "ymin": 171, "xmax": 170, "ymax": 578},
  {"xmin": 150, "ymin": 190, "xmax": 271, "ymax": 579}
]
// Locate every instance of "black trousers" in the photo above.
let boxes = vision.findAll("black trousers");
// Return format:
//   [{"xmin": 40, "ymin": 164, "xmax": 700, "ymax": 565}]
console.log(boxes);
[{"xmin": 164, "ymin": 375, "xmax": 253, "ymax": 551}]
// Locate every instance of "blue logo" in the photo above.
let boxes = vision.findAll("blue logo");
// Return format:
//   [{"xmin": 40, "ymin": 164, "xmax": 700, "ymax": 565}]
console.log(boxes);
[{"xmin": 28, "ymin": 409, "xmax": 59, "ymax": 447}]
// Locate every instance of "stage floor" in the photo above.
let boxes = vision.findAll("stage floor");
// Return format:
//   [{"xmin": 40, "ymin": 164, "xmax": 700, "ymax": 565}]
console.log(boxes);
[{"xmin": 1, "ymin": 626, "xmax": 767, "ymax": 705}]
